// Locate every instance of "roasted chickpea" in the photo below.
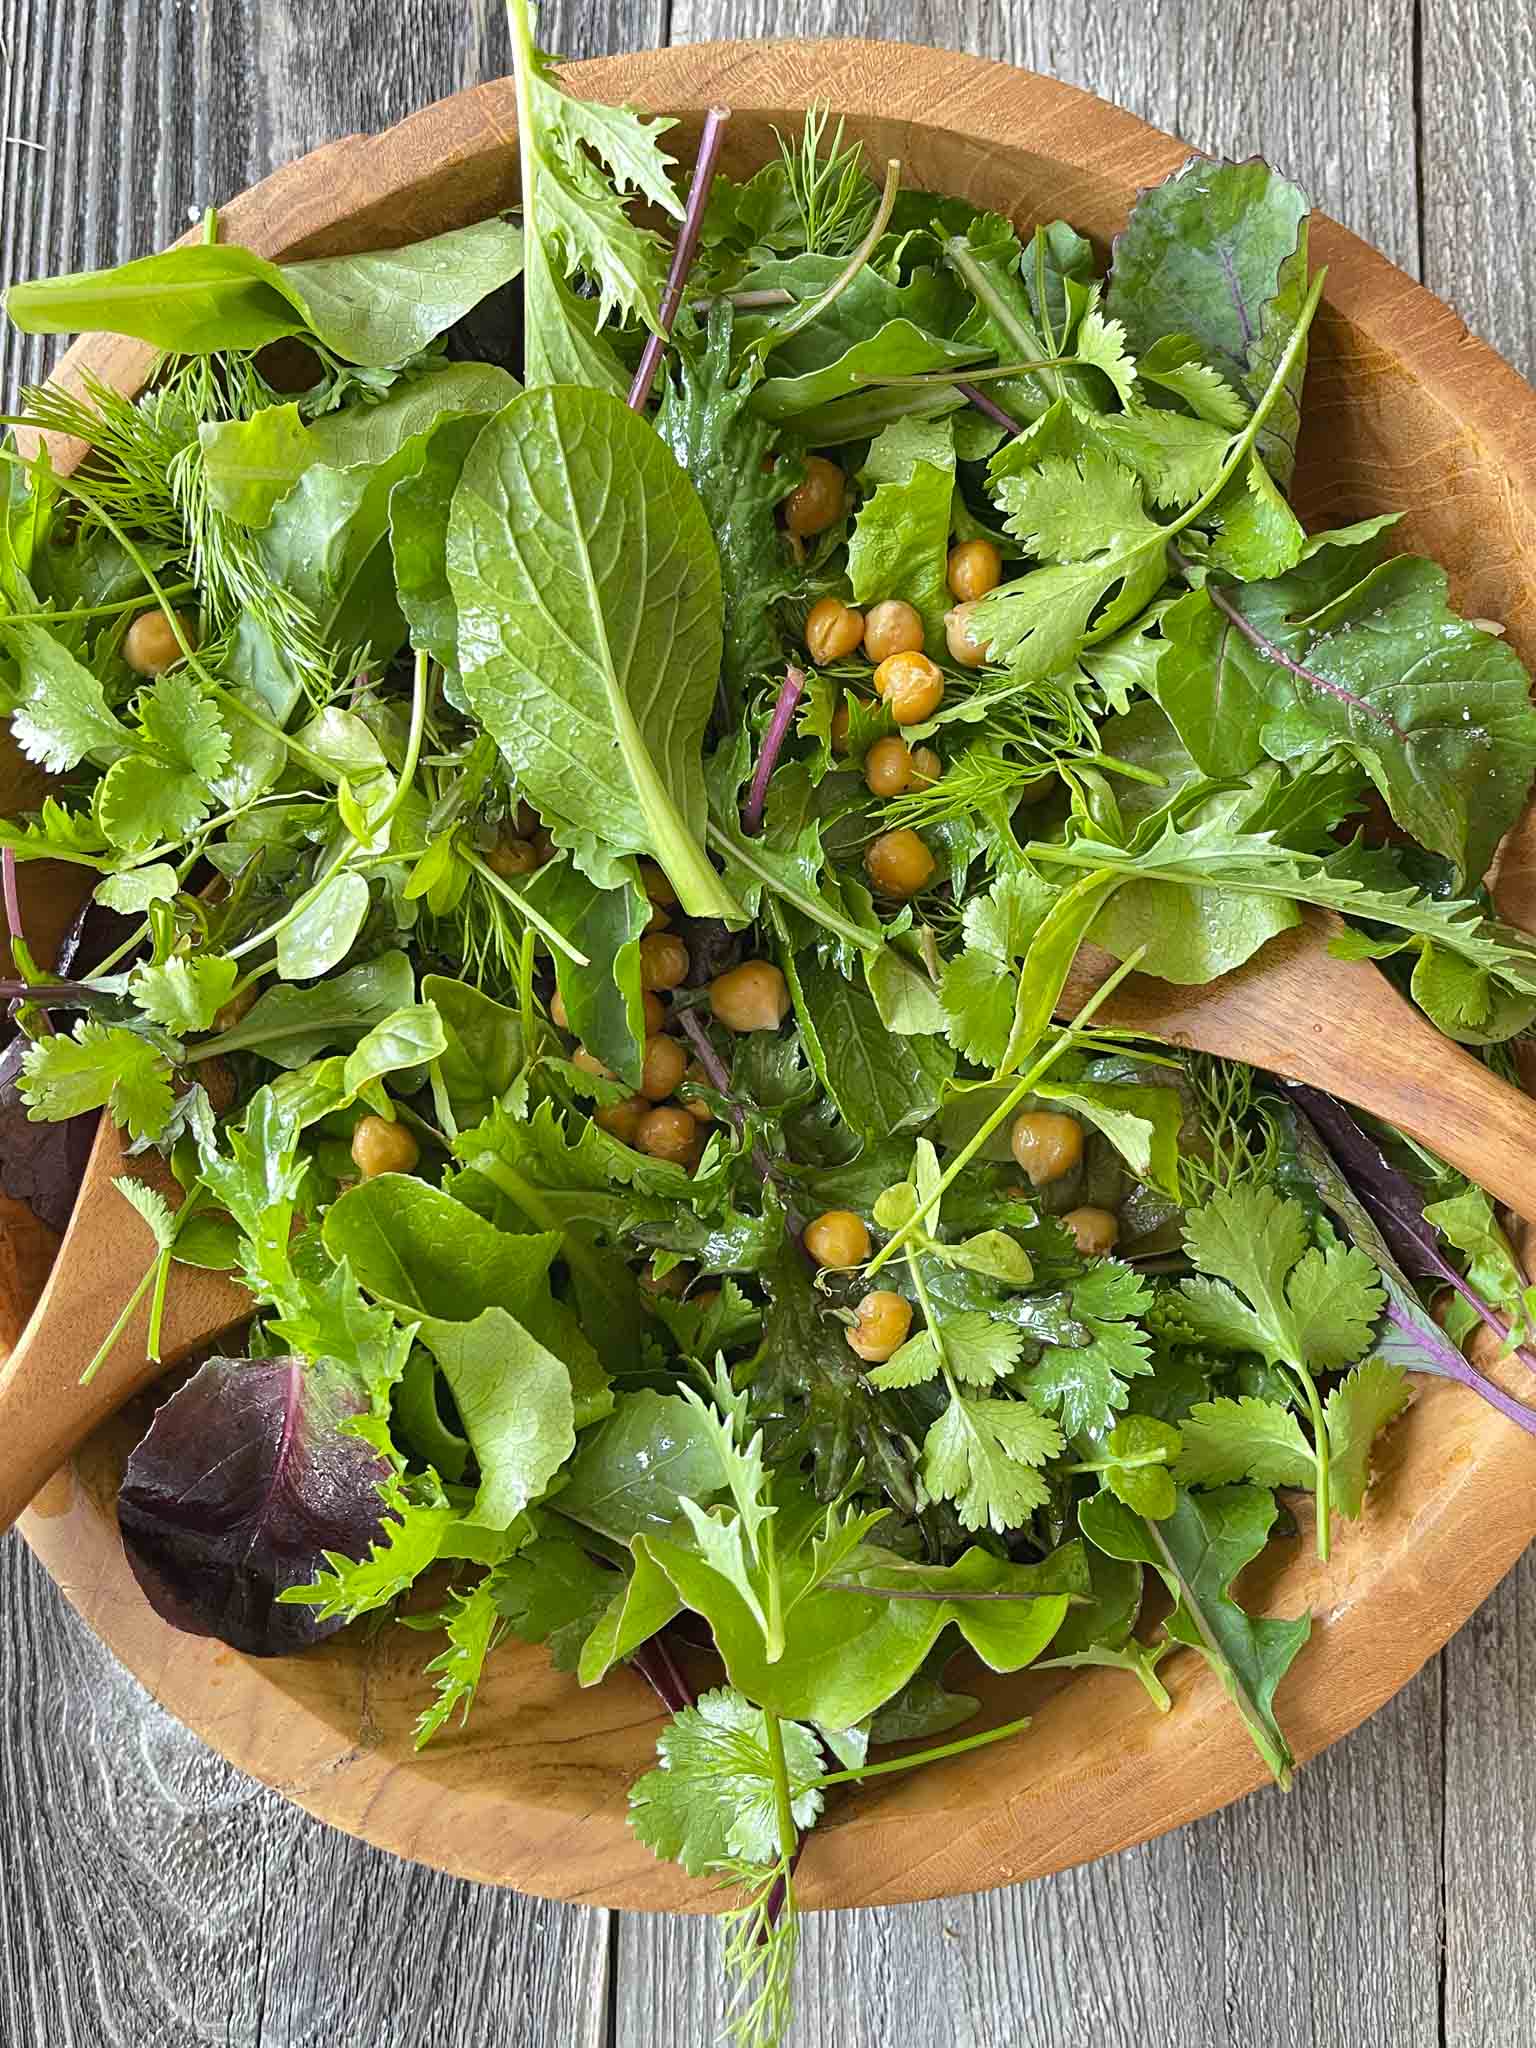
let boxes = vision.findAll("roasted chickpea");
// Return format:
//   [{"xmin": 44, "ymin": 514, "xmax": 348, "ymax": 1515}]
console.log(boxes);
[
  {"xmin": 638, "ymin": 860, "xmax": 677, "ymax": 907},
  {"xmin": 864, "ymin": 735, "xmax": 914, "ymax": 798},
  {"xmin": 947, "ymin": 538, "xmax": 1003, "ymax": 602},
  {"xmin": 596, "ymin": 1094, "xmax": 648, "ymax": 1145},
  {"xmin": 1009, "ymin": 1110, "xmax": 1085, "ymax": 1186},
  {"xmin": 123, "ymin": 607, "xmax": 196, "ymax": 677},
  {"xmin": 1064, "ymin": 1205, "xmax": 1120, "ymax": 1256},
  {"xmin": 639, "ymin": 932, "xmax": 690, "ymax": 990},
  {"xmin": 351, "ymin": 1114, "xmax": 419, "ymax": 1179},
  {"xmin": 784, "ymin": 456, "xmax": 845, "ymax": 536},
  {"xmin": 846, "ymin": 1290, "xmax": 914, "ymax": 1363},
  {"xmin": 635, "ymin": 1104, "xmax": 702, "ymax": 1165},
  {"xmin": 863, "ymin": 599, "xmax": 925, "ymax": 663},
  {"xmin": 1016, "ymin": 774, "xmax": 1055, "ymax": 806},
  {"xmin": 944, "ymin": 601, "xmax": 990, "ymax": 669},
  {"xmin": 212, "ymin": 983, "xmax": 257, "ymax": 1034},
  {"xmin": 640, "ymin": 1262, "xmax": 689, "ymax": 1299},
  {"xmin": 875, "ymin": 649, "xmax": 945, "ymax": 724},
  {"xmin": 805, "ymin": 596, "xmax": 865, "ymax": 664},
  {"xmin": 572, "ymin": 1046, "xmax": 615, "ymax": 1080},
  {"xmin": 865, "ymin": 828, "xmax": 936, "ymax": 899},
  {"xmin": 487, "ymin": 835, "xmax": 540, "ymax": 877},
  {"xmin": 804, "ymin": 1209, "xmax": 872, "ymax": 1269},
  {"xmin": 710, "ymin": 960, "xmax": 790, "ymax": 1033},
  {"xmin": 909, "ymin": 745, "xmax": 941, "ymax": 789},
  {"xmin": 639, "ymin": 1032, "xmax": 689, "ymax": 1102}
]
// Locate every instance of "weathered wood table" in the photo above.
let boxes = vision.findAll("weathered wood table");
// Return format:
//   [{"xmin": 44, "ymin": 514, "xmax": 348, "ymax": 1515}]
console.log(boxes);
[{"xmin": 1, "ymin": 1, "xmax": 1531, "ymax": 2040}]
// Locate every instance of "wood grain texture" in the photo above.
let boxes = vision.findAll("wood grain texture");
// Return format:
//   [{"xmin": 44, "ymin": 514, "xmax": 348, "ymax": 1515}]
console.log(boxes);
[{"xmin": 1, "ymin": 1, "xmax": 1534, "ymax": 2044}]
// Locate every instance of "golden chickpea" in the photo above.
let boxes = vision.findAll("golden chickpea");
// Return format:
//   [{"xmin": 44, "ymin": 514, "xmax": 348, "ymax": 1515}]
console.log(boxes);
[
  {"xmin": 947, "ymin": 538, "xmax": 1003, "ymax": 602},
  {"xmin": 639, "ymin": 1033, "xmax": 689, "ymax": 1102},
  {"xmin": 875, "ymin": 649, "xmax": 945, "ymax": 724},
  {"xmin": 635, "ymin": 1104, "xmax": 702, "ymax": 1165},
  {"xmin": 351, "ymin": 1114, "xmax": 419, "ymax": 1179},
  {"xmin": 1009, "ymin": 1110, "xmax": 1085, "ymax": 1186},
  {"xmin": 865, "ymin": 828, "xmax": 936, "ymax": 899},
  {"xmin": 550, "ymin": 988, "xmax": 570, "ymax": 1030},
  {"xmin": 805, "ymin": 596, "xmax": 866, "ymax": 665},
  {"xmin": 487, "ymin": 836, "xmax": 540, "ymax": 877},
  {"xmin": 846, "ymin": 1290, "xmax": 914, "ymax": 1363},
  {"xmin": 944, "ymin": 601, "xmax": 990, "ymax": 669},
  {"xmin": 710, "ymin": 960, "xmax": 790, "ymax": 1033},
  {"xmin": 639, "ymin": 932, "xmax": 690, "ymax": 991},
  {"xmin": 641, "ymin": 990, "xmax": 667, "ymax": 1035},
  {"xmin": 123, "ymin": 608, "xmax": 196, "ymax": 677},
  {"xmin": 1016, "ymin": 774, "xmax": 1055, "ymax": 807},
  {"xmin": 784, "ymin": 456, "xmax": 845, "ymax": 536},
  {"xmin": 909, "ymin": 745, "xmax": 941, "ymax": 789},
  {"xmin": 862, "ymin": 599, "xmax": 925, "ymax": 663},
  {"xmin": 596, "ymin": 1094, "xmax": 648, "ymax": 1145},
  {"xmin": 830, "ymin": 700, "xmax": 854, "ymax": 755},
  {"xmin": 640, "ymin": 1262, "xmax": 689, "ymax": 1299},
  {"xmin": 572, "ymin": 1046, "xmax": 615, "ymax": 1080},
  {"xmin": 638, "ymin": 860, "xmax": 677, "ymax": 907},
  {"xmin": 864, "ymin": 735, "xmax": 913, "ymax": 798},
  {"xmin": 1064, "ymin": 1206, "xmax": 1120, "ymax": 1256},
  {"xmin": 804, "ymin": 1209, "xmax": 872, "ymax": 1269},
  {"xmin": 644, "ymin": 903, "xmax": 672, "ymax": 934},
  {"xmin": 212, "ymin": 984, "xmax": 256, "ymax": 1034}
]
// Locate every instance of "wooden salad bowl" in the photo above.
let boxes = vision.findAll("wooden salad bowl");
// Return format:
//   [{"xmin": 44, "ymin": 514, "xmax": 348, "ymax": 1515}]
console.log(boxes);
[{"xmin": 7, "ymin": 39, "xmax": 1536, "ymax": 1913}]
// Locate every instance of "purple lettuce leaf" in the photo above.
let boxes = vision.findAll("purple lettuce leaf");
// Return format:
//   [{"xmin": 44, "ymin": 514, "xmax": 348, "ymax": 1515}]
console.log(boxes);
[{"xmin": 118, "ymin": 1355, "xmax": 394, "ymax": 1655}]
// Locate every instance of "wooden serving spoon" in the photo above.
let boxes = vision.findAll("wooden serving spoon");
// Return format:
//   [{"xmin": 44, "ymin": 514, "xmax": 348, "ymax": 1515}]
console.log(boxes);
[{"xmin": 4, "ymin": 908, "xmax": 1536, "ymax": 1539}]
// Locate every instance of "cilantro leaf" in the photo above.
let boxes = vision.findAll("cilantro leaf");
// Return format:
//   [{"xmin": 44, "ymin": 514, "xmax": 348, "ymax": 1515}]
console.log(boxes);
[
  {"xmin": 4, "ymin": 621, "xmax": 128, "ymax": 770},
  {"xmin": 1179, "ymin": 1184, "xmax": 1382, "ymax": 1370},
  {"xmin": 19, "ymin": 1020, "xmax": 175, "ymax": 1142},
  {"xmin": 628, "ymin": 1688, "xmax": 824, "ymax": 1878},
  {"xmin": 111, "ymin": 1172, "xmax": 178, "ymax": 1249},
  {"xmin": 1325, "ymin": 1359, "xmax": 1411, "ymax": 1518},
  {"xmin": 1026, "ymin": 1261, "xmax": 1154, "ymax": 1436},
  {"xmin": 921, "ymin": 1393, "xmax": 1064, "ymax": 1533},
  {"xmin": 130, "ymin": 953, "xmax": 239, "ymax": 1034},
  {"xmin": 1096, "ymin": 1414, "xmax": 1182, "ymax": 1518},
  {"xmin": 938, "ymin": 869, "xmax": 1056, "ymax": 1067},
  {"xmin": 1175, "ymin": 1394, "xmax": 1317, "ymax": 1490}
]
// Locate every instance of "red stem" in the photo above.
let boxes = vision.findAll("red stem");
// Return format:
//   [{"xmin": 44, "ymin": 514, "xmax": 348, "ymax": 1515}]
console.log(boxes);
[
  {"xmin": 627, "ymin": 106, "xmax": 731, "ymax": 413},
  {"xmin": 957, "ymin": 379, "xmax": 1020, "ymax": 434},
  {"xmin": 627, "ymin": 1632, "xmax": 696, "ymax": 1715},
  {"xmin": 742, "ymin": 666, "xmax": 805, "ymax": 836}
]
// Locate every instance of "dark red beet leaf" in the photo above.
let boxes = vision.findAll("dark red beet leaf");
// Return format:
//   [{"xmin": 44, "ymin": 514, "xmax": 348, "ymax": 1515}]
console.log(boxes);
[{"xmin": 118, "ymin": 1355, "xmax": 393, "ymax": 1656}]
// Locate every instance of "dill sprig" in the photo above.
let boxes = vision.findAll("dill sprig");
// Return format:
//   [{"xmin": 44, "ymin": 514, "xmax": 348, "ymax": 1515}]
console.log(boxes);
[
  {"xmin": 777, "ymin": 107, "xmax": 879, "ymax": 257},
  {"xmin": 1180, "ymin": 1052, "xmax": 1284, "ymax": 1200},
  {"xmin": 715, "ymin": 1854, "xmax": 801, "ymax": 2048}
]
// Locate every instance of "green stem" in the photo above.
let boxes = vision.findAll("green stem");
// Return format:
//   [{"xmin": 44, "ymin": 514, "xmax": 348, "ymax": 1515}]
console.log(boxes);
[
  {"xmin": 1286, "ymin": 1358, "xmax": 1332, "ymax": 1563},
  {"xmin": 461, "ymin": 849, "xmax": 591, "ymax": 967},
  {"xmin": 808, "ymin": 1712, "xmax": 1034, "ymax": 1791},
  {"xmin": 761, "ymin": 1709, "xmax": 801, "ymax": 1877},
  {"xmin": 369, "ymin": 650, "xmax": 430, "ymax": 833},
  {"xmin": 705, "ymin": 820, "xmax": 877, "ymax": 955},
  {"xmin": 864, "ymin": 948, "xmax": 1146, "ymax": 1279},
  {"xmin": 80, "ymin": 1254, "xmax": 161, "ymax": 1385},
  {"xmin": 225, "ymin": 844, "xmax": 358, "ymax": 963},
  {"xmin": 750, "ymin": 157, "xmax": 901, "ymax": 363},
  {"xmin": 0, "ymin": 582, "xmax": 196, "ymax": 626}
]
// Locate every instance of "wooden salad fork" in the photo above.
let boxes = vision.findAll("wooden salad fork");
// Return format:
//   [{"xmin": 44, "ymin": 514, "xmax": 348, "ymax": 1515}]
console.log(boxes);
[{"xmin": 4, "ymin": 908, "xmax": 1536, "ymax": 1538}]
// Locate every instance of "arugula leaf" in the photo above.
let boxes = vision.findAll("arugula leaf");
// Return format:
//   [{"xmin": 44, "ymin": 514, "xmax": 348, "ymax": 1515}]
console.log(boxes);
[
  {"xmin": 449, "ymin": 383, "xmax": 741, "ymax": 918},
  {"xmin": 200, "ymin": 951, "xmax": 416, "ymax": 1068},
  {"xmin": 414, "ymin": 1577, "xmax": 506, "ymax": 1746},
  {"xmin": 920, "ymin": 1394, "xmax": 1064, "ymax": 1533},
  {"xmin": 1080, "ymin": 1482, "xmax": 1309, "ymax": 1783},
  {"xmin": 19, "ymin": 1020, "xmax": 174, "ymax": 1141},
  {"xmin": 577, "ymin": 1535, "xmax": 685, "ymax": 1685},
  {"xmin": 655, "ymin": 305, "xmax": 793, "ymax": 697},
  {"xmin": 629, "ymin": 1688, "xmax": 824, "ymax": 1877}
]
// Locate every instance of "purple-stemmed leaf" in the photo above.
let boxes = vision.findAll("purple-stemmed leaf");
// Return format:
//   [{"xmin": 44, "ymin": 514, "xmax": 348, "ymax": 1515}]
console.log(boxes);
[
  {"xmin": 1286, "ymin": 1083, "xmax": 1536, "ymax": 1369},
  {"xmin": 118, "ymin": 1355, "xmax": 393, "ymax": 1655}
]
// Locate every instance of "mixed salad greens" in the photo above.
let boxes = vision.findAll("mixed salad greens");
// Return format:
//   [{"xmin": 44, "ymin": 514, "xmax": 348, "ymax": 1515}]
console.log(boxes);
[{"xmin": 6, "ymin": 6, "xmax": 1536, "ymax": 2039}]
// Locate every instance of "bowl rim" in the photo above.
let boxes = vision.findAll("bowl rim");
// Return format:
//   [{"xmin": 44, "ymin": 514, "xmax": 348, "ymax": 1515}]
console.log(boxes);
[{"xmin": 13, "ymin": 36, "xmax": 1536, "ymax": 1913}]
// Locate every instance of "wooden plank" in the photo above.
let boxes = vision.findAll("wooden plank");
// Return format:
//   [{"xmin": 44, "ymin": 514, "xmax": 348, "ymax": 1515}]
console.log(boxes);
[
  {"xmin": 667, "ymin": 0, "xmax": 1419, "ymax": 273},
  {"xmin": 0, "ymin": 1535, "xmax": 611, "ymax": 2048},
  {"xmin": 617, "ymin": 3, "xmax": 1441, "ymax": 2042}
]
